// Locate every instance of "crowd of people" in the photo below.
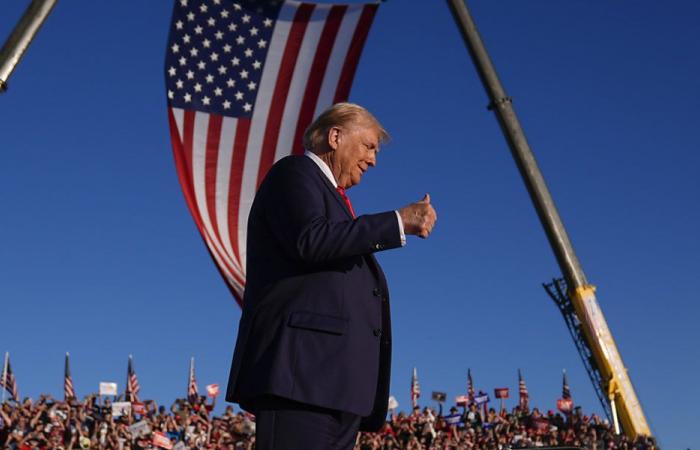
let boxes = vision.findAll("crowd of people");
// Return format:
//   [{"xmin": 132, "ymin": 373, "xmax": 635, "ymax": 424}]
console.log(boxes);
[
  {"xmin": 0, "ymin": 394, "xmax": 658, "ymax": 450},
  {"xmin": 0, "ymin": 394, "xmax": 254, "ymax": 450},
  {"xmin": 357, "ymin": 404, "xmax": 658, "ymax": 450}
]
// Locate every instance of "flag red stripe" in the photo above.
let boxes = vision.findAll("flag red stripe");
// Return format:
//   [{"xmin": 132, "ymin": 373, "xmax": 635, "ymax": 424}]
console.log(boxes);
[
  {"xmin": 333, "ymin": 5, "xmax": 377, "ymax": 103},
  {"xmin": 181, "ymin": 110, "xmax": 196, "ymax": 178},
  {"xmin": 291, "ymin": 5, "xmax": 346, "ymax": 155},
  {"xmin": 227, "ymin": 118, "xmax": 251, "ymax": 266},
  {"xmin": 256, "ymin": 4, "xmax": 315, "ymax": 189},
  {"xmin": 204, "ymin": 115, "xmax": 224, "ymax": 257}
]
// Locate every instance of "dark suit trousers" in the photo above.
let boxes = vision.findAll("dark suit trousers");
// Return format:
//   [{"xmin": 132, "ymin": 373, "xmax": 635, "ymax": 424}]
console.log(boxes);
[{"xmin": 254, "ymin": 396, "xmax": 361, "ymax": 450}]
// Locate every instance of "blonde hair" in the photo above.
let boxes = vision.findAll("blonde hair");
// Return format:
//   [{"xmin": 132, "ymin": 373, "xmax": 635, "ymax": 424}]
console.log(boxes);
[{"xmin": 303, "ymin": 102, "xmax": 390, "ymax": 152}]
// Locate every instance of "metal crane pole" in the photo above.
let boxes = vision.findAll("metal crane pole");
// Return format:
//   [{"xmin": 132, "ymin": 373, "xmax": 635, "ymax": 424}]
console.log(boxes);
[
  {"xmin": 0, "ymin": 0, "xmax": 58, "ymax": 92},
  {"xmin": 446, "ymin": 0, "xmax": 586, "ymax": 289},
  {"xmin": 446, "ymin": 0, "xmax": 652, "ymax": 439}
]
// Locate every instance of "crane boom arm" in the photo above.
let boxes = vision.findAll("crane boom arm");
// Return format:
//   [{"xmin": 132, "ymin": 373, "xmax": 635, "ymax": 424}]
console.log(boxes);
[
  {"xmin": 446, "ymin": 0, "xmax": 651, "ymax": 438},
  {"xmin": 570, "ymin": 285, "xmax": 650, "ymax": 436}
]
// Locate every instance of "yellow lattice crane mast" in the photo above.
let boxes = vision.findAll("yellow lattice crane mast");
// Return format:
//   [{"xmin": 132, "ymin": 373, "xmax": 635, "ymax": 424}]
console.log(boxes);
[{"xmin": 447, "ymin": 0, "xmax": 652, "ymax": 439}]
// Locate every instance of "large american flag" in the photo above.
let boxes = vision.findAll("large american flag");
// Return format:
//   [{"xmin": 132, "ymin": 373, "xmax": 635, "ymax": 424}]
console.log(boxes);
[
  {"xmin": 518, "ymin": 369, "xmax": 529, "ymax": 411},
  {"xmin": 0, "ymin": 355, "xmax": 18, "ymax": 401},
  {"xmin": 165, "ymin": 0, "xmax": 379, "ymax": 305},
  {"xmin": 410, "ymin": 367, "xmax": 420, "ymax": 408},
  {"xmin": 64, "ymin": 353, "xmax": 76, "ymax": 400},
  {"xmin": 125, "ymin": 355, "xmax": 141, "ymax": 403}
]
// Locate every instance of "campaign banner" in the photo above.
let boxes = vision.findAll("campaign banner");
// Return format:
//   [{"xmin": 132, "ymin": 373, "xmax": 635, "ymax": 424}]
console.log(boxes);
[
  {"xmin": 474, "ymin": 393, "xmax": 490, "ymax": 405},
  {"xmin": 388, "ymin": 396, "xmax": 399, "ymax": 410},
  {"xmin": 431, "ymin": 391, "xmax": 446, "ymax": 402},
  {"xmin": 128, "ymin": 420, "xmax": 151, "ymax": 439},
  {"xmin": 99, "ymin": 382, "xmax": 118, "ymax": 396},
  {"xmin": 206, "ymin": 384, "xmax": 220, "ymax": 397},
  {"xmin": 131, "ymin": 402, "xmax": 146, "ymax": 416},
  {"xmin": 494, "ymin": 387, "xmax": 509, "ymax": 399},
  {"xmin": 112, "ymin": 402, "xmax": 131, "ymax": 418},
  {"xmin": 445, "ymin": 413, "xmax": 461, "ymax": 426},
  {"xmin": 455, "ymin": 395, "xmax": 469, "ymax": 406},
  {"xmin": 557, "ymin": 398, "xmax": 573, "ymax": 413},
  {"xmin": 152, "ymin": 431, "xmax": 174, "ymax": 450}
]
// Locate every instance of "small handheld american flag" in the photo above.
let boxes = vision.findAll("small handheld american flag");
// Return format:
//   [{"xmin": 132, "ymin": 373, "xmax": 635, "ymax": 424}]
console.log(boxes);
[
  {"xmin": 562, "ymin": 369, "xmax": 572, "ymax": 400},
  {"xmin": 467, "ymin": 368, "xmax": 475, "ymax": 404},
  {"xmin": 188, "ymin": 357, "xmax": 199, "ymax": 401},
  {"xmin": 518, "ymin": 368, "xmax": 529, "ymax": 411},
  {"xmin": 64, "ymin": 353, "xmax": 76, "ymax": 401},
  {"xmin": 125, "ymin": 355, "xmax": 141, "ymax": 403},
  {"xmin": 0, "ymin": 353, "xmax": 18, "ymax": 401},
  {"xmin": 410, "ymin": 367, "xmax": 420, "ymax": 408}
]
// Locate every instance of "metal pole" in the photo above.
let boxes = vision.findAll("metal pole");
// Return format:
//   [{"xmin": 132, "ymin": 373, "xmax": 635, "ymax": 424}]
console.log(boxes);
[
  {"xmin": 0, "ymin": 0, "xmax": 58, "ymax": 92},
  {"xmin": 445, "ymin": 0, "xmax": 587, "ymax": 289}
]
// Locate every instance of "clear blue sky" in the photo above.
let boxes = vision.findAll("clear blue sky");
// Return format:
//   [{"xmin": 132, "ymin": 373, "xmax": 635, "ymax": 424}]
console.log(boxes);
[{"xmin": 1, "ymin": 1, "xmax": 698, "ymax": 448}]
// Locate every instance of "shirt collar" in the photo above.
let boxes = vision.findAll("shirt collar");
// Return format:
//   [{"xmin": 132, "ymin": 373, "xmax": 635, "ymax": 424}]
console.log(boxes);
[{"xmin": 304, "ymin": 150, "xmax": 337, "ymax": 188}]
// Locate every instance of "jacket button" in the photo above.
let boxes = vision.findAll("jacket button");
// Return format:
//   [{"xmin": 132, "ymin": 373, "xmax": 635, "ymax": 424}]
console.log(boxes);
[
  {"xmin": 373, "ymin": 243, "xmax": 381, "ymax": 250},
  {"xmin": 373, "ymin": 329, "xmax": 382, "ymax": 337},
  {"xmin": 373, "ymin": 288, "xmax": 381, "ymax": 297}
]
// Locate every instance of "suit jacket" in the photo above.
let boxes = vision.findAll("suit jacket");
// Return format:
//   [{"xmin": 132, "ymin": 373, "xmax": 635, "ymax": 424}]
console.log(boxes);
[{"xmin": 225, "ymin": 154, "xmax": 401, "ymax": 431}]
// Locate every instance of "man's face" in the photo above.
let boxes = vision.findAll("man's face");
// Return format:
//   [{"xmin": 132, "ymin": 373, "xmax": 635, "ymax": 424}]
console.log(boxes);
[{"xmin": 328, "ymin": 117, "xmax": 380, "ymax": 189}]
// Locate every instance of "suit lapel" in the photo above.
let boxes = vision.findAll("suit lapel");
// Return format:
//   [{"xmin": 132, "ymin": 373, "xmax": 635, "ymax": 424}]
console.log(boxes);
[{"xmin": 303, "ymin": 156, "xmax": 354, "ymax": 220}]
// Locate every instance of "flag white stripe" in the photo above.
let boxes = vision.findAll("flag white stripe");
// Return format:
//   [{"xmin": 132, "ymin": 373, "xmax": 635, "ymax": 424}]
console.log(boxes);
[
  {"xmin": 191, "ymin": 113, "xmax": 211, "ymax": 243},
  {"xmin": 215, "ymin": 116, "xmax": 242, "ymax": 271},
  {"xmin": 273, "ymin": 4, "xmax": 330, "ymax": 163},
  {"xmin": 237, "ymin": 1, "xmax": 299, "ymax": 269},
  {"xmin": 312, "ymin": 5, "xmax": 363, "ymax": 118},
  {"xmin": 173, "ymin": 107, "xmax": 185, "ymax": 144}
]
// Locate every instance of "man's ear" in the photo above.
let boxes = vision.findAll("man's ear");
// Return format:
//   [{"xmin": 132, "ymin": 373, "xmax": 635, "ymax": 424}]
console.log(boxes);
[{"xmin": 327, "ymin": 126, "xmax": 341, "ymax": 150}]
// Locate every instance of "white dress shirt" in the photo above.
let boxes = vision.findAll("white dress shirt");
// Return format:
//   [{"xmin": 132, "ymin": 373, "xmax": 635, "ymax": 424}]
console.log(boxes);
[{"xmin": 304, "ymin": 150, "xmax": 406, "ymax": 246}]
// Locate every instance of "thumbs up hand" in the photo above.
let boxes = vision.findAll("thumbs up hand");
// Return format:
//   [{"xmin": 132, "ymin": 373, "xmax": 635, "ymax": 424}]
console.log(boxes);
[{"xmin": 399, "ymin": 193, "xmax": 437, "ymax": 239}]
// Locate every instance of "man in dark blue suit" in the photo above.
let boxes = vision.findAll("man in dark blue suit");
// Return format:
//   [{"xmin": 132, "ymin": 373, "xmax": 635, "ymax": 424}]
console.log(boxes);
[{"xmin": 226, "ymin": 103, "xmax": 437, "ymax": 449}]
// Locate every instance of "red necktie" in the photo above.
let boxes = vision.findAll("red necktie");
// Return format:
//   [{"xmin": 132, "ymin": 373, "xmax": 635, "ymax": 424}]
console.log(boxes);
[{"xmin": 336, "ymin": 187, "xmax": 356, "ymax": 219}]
